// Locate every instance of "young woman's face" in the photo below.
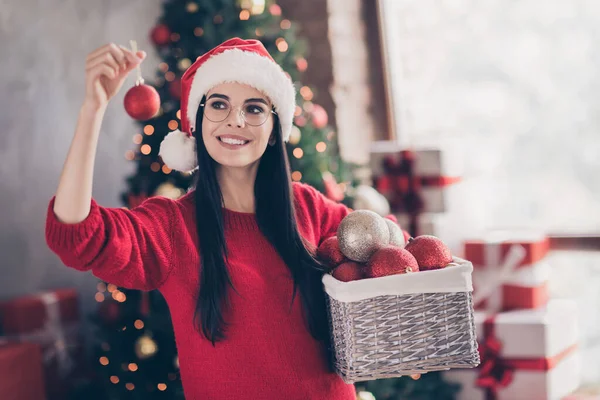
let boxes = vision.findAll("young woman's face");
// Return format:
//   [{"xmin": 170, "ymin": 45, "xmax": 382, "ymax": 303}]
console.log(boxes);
[{"xmin": 201, "ymin": 82, "xmax": 275, "ymax": 169}]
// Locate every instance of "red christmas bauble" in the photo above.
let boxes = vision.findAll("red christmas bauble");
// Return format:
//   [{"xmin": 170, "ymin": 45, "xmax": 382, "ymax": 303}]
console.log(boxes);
[
  {"xmin": 294, "ymin": 115, "xmax": 307, "ymax": 127},
  {"xmin": 150, "ymin": 24, "xmax": 171, "ymax": 46},
  {"xmin": 365, "ymin": 245, "xmax": 419, "ymax": 278},
  {"xmin": 404, "ymin": 235, "xmax": 453, "ymax": 271},
  {"xmin": 168, "ymin": 77, "xmax": 182, "ymax": 100},
  {"xmin": 311, "ymin": 104, "xmax": 328, "ymax": 129},
  {"xmin": 99, "ymin": 301, "xmax": 120, "ymax": 323},
  {"xmin": 317, "ymin": 236, "xmax": 347, "ymax": 268},
  {"xmin": 332, "ymin": 261, "xmax": 364, "ymax": 282},
  {"xmin": 124, "ymin": 84, "xmax": 161, "ymax": 120}
]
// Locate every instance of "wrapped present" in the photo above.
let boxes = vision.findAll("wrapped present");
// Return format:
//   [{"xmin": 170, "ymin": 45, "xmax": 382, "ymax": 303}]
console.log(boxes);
[
  {"xmin": 395, "ymin": 212, "xmax": 448, "ymax": 237},
  {"xmin": 444, "ymin": 299, "xmax": 581, "ymax": 400},
  {"xmin": 466, "ymin": 231, "xmax": 551, "ymax": 313},
  {"xmin": 322, "ymin": 257, "xmax": 480, "ymax": 383},
  {"xmin": 370, "ymin": 140, "xmax": 464, "ymax": 177},
  {"xmin": 562, "ymin": 386, "xmax": 600, "ymax": 399},
  {"xmin": 0, "ymin": 341, "xmax": 47, "ymax": 400},
  {"xmin": 0, "ymin": 288, "xmax": 83, "ymax": 399},
  {"xmin": 369, "ymin": 141, "xmax": 462, "ymax": 236},
  {"xmin": 464, "ymin": 230, "xmax": 550, "ymax": 268}
]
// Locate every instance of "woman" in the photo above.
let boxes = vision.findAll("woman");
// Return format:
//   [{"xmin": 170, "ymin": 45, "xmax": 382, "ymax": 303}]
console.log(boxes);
[{"xmin": 46, "ymin": 38, "xmax": 398, "ymax": 399}]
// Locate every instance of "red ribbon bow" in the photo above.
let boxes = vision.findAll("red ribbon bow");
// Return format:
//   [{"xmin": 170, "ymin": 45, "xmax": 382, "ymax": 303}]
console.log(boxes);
[
  {"xmin": 376, "ymin": 150, "xmax": 424, "ymax": 236},
  {"xmin": 374, "ymin": 150, "xmax": 462, "ymax": 236},
  {"xmin": 476, "ymin": 320, "xmax": 515, "ymax": 400},
  {"xmin": 473, "ymin": 315, "xmax": 578, "ymax": 400}
]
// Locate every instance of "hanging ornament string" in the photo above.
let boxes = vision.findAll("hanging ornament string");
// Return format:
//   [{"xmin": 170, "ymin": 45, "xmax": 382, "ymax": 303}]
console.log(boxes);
[
  {"xmin": 130, "ymin": 40, "xmax": 144, "ymax": 86},
  {"xmin": 123, "ymin": 40, "xmax": 161, "ymax": 121}
]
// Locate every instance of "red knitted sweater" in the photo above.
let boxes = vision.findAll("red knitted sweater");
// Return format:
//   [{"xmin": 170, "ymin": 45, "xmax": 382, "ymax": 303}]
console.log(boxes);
[{"xmin": 46, "ymin": 182, "xmax": 393, "ymax": 399}]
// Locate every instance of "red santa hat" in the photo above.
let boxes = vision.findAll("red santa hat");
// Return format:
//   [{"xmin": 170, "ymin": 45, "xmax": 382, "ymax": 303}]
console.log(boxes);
[{"xmin": 158, "ymin": 37, "xmax": 296, "ymax": 172}]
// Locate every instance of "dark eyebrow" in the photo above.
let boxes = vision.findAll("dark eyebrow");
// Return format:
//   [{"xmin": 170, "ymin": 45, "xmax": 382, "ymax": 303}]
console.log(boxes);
[
  {"xmin": 207, "ymin": 93, "xmax": 229, "ymax": 101},
  {"xmin": 245, "ymin": 98, "xmax": 269, "ymax": 106},
  {"xmin": 207, "ymin": 93, "xmax": 269, "ymax": 106}
]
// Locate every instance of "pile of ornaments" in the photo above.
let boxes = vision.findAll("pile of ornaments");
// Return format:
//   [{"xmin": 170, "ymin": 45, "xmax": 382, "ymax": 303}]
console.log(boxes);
[{"xmin": 317, "ymin": 210, "xmax": 454, "ymax": 282}]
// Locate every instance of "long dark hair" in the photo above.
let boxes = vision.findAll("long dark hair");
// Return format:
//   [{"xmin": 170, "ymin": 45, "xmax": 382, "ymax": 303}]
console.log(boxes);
[{"xmin": 190, "ymin": 98, "xmax": 334, "ymax": 364}]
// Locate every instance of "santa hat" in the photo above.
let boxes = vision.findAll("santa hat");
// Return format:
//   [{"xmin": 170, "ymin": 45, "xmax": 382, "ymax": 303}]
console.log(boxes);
[{"xmin": 158, "ymin": 38, "xmax": 297, "ymax": 172}]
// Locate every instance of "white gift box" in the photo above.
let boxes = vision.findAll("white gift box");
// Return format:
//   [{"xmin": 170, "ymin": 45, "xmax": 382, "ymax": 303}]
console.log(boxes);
[
  {"xmin": 369, "ymin": 141, "xmax": 464, "ymax": 214},
  {"xmin": 395, "ymin": 212, "xmax": 448, "ymax": 237},
  {"xmin": 444, "ymin": 300, "xmax": 581, "ymax": 400},
  {"xmin": 369, "ymin": 140, "xmax": 464, "ymax": 177},
  {"xmin": 473, "ymin": 259, "xmax": 551, "ymax": 312}
]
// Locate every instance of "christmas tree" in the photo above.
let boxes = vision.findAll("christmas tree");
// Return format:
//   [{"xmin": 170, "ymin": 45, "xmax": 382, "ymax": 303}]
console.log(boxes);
[
  {"xmin": 78, "ymin": 1, "xmax": 358, "ymax": 399},
  {"xmin": 121, "ymin": 0, "xmax": 356, "ymax": 206}
]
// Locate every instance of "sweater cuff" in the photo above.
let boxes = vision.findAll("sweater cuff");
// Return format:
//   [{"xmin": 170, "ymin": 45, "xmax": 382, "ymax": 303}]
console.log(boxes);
[
  {"xmin": 45, "ymin": 196, "xmax": 103, "ymax": 248},
  {"xmin": 384, "ymin": 214, "xmax": 398, "ymax": 223}
]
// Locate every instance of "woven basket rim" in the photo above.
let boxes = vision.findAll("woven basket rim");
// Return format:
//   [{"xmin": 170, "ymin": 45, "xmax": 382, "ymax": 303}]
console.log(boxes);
[{"xmin": 323, "ymin": 256, "xmax": 473, "ymax": 302}]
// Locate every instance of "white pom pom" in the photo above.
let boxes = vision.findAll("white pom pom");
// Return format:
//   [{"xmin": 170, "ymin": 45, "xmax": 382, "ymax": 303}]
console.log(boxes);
[{"xmin": 158, "ymin": 130, "xmax": 198, "ymax": 172}]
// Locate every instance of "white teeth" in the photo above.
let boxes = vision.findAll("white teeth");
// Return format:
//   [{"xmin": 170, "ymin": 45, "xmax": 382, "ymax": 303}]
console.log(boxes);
[{"xmin": 220, "ymin": 137, "xmax": 248, "ymax": 145}]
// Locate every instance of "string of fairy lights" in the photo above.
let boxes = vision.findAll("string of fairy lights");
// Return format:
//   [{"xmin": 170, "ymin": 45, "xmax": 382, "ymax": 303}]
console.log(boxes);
[
  {"xmin": 95, "ymin": 281, "xmax": 180, "ymax": 392},
  {"xmin": 124, "ymin": 0, "xmax": 332, "ymax": 185}
]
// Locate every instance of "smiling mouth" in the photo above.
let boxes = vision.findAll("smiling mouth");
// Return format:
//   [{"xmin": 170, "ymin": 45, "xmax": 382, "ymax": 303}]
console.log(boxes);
[{"xmin": 217, "ymin": 137, "xmax": 251, "ymax": 146}]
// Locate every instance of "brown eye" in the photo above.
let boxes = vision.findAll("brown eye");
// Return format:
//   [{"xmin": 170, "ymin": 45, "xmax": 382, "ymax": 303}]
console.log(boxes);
[
  {"xmin": 211, "ymin": 101, "xmax": 228, "ymax": 110},
  {"xmin": 245, "ymin": 104, "xmax": 265, "ymax": 115}
]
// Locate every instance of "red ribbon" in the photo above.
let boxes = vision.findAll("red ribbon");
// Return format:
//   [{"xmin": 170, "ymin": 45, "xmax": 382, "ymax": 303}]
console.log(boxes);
[
  {"xmin": 476, "ymin": 317, "xmax": 515, "ymax": 400},
  {"xmin": 374, "ymin": 150, "xmax": 460, "ymax": 236},
  {"xmin": 476, "ymin": 315, "xmax": 578, "ymax": 400}
]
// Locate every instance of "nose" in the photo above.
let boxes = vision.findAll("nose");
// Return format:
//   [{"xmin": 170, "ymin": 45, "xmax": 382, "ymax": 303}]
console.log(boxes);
[{"xmin": 225, "ymin": 106, "xmax": 245, "ymax": 128}]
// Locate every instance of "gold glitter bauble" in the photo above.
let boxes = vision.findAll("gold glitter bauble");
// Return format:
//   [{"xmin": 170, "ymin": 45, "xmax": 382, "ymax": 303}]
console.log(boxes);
[
  {"xmin": 384, "ymin": 219, "xmax": 406, "ymax": 248},
  {"xmin": 135, "ymin": 335, "xmax": 158, "ymax": 359},
  {"xmin": 337, "ymin": 210, "xmax": 389, "ymax": 262},
  {"xmin": 178, "ymin": 58, "xmax": 192, "ymax": 71},
  {"xmin": 154, "ymin": 182, "xmax": 184, "ymax": 200},
  {"xmin": 186, "ymin": 2, "xmax": 198, "ymax": 12},
  {"xmin": 289, "ymin": 126, "xmax": 301, "ymax": 145},
  {"xmin": 357, "ymin": 392, "xmax": 376, "ymax": 400}
]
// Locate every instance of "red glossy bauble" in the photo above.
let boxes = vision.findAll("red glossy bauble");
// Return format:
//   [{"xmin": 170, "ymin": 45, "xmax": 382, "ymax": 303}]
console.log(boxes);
[
  {"xmin": 168, "ymin": 77, "xmax": 182, "ymax": 100},
  {"xmin": 124, "ymin": 84, "xmax": 161, "ymax": 120},
  {"xmin": 332, "ymin": 261, "xmax": 364, "ymax": 282},
  {"xmin": 365, "ymin": 245, "xmax": 419, "ymax": 278},
  {"xmin": 404, "ymin": 235, "xmax": 453, "ymax": 271},
  {"xmin": 150, "ymin": 24, "xmax": 171, "ymax": 46},
  {"xmin": 311, "ymin": 104, "xmax": 328, "ymax": 129},
  {"xmin": 317, "ymin": 236, "xmax": 347, "ymax": 268}
]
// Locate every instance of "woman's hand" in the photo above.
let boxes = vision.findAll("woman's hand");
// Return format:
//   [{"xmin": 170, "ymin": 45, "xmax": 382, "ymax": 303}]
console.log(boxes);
[{"xmin": 83, "ymin": 43, "xmax": 146, "ymax": 110}]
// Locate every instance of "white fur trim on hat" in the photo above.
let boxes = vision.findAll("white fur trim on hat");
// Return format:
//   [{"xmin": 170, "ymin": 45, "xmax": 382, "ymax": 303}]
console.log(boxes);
[
  {"xmin": 186, "ymin": 48, "xmax": 296, "ymax": 142},
  {"xmin": 158, "ymin": 130, "xmax": 198, "ymax": 172}
]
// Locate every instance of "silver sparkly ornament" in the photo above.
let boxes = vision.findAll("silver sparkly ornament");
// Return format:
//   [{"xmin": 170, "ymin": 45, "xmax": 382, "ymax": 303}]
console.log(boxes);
[
  {"xmin": 337, "ymin": 210, "xmax": 389, "ymax": 262},
  {"xmin": 385, "ymin": 219, "xmax": 406, "ymax": 248}
]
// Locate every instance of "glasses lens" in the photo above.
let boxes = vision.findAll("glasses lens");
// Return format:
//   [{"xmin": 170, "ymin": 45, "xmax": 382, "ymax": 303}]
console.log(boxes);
[
  {"xmin": 203, "ymin": 99, "xmax": 270, "ymax": 126},
  {"xmin": 204, "ymin": 98, "xmax": 230, "ymax": 122},
  {"xmin": 242, "ymin": 103, "xmax": 269, "ymax": 126}
]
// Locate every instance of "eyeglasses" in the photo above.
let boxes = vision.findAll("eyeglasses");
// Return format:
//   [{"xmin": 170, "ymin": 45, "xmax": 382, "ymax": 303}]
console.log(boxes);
[{"xmin": 200, "ymin": 98, "xmax": 277, "ymax": 126}]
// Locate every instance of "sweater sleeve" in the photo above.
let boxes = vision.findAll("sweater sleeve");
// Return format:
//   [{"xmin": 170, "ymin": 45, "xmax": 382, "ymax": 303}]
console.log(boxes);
[
  {"xmin": 298, "ymin": 182, "xmax": 409, "ymax": 246},
  {"xmin": 45, "ymin": 195, "xmax": 175, "ymax": 291}
]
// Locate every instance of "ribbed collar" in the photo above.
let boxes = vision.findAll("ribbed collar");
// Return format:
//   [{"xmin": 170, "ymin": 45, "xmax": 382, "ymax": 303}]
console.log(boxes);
[{"xmin": 222, "ymin": 207, "xmax": 260, "ymax": 232}]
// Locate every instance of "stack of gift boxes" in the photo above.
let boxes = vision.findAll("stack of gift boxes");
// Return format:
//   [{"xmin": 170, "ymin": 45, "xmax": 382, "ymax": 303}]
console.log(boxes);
[
  {"xmin": 368, "ymin": 141, "xmax": 583, "ymax": 399},
  {"xmin": 443, "ymin": 232, "xmax": 582, "ymax": 400},
  {"xmin": 0, "ymin": 288, "xmax": 84, "ymax": 400}
]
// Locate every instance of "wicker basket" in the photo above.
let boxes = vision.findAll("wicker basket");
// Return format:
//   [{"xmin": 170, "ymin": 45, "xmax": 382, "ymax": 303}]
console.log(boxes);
[{"xmin": 322, "ymin": 257, "xmax": 480, "ymax": 383}]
